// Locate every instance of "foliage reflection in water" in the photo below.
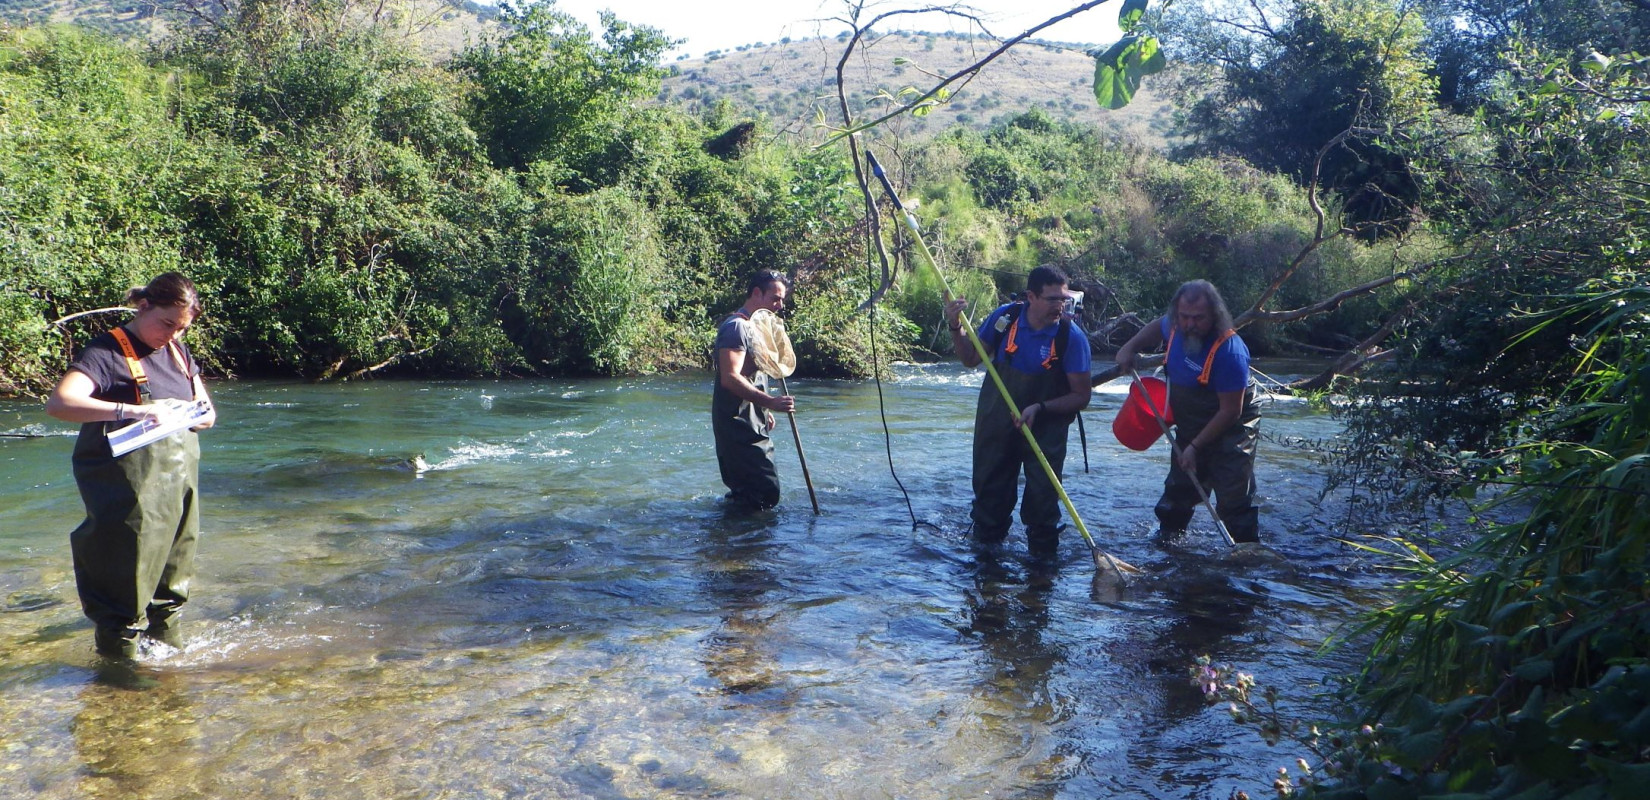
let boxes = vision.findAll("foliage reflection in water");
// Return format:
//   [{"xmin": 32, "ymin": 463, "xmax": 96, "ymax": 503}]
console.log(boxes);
[{"xmin": 0, "ymin": 367, "xmax": 1383, "ymax": 799}]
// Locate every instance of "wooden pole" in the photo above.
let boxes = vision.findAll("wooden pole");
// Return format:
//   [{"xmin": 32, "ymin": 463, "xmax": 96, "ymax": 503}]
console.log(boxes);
[{"xmin": 778, "ymin": 376, "xmax": 820, "ymax": 515}]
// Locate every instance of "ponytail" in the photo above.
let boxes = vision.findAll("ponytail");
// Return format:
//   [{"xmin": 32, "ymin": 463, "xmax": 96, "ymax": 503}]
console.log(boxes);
[{"xmin": 128, "ymin": 272, "xmax": 202, "ymax": 318}]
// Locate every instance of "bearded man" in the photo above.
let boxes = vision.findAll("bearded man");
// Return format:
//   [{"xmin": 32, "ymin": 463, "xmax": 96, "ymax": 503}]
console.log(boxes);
[{"xmin": 1115, "ymin": 280, "xmax": 1262, "ymax": 543}]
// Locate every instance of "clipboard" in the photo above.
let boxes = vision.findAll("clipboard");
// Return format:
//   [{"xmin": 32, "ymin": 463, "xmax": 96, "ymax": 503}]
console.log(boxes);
[{"xmin": 107, "ymin": 399, "xmax": 213, "ymax": 457}]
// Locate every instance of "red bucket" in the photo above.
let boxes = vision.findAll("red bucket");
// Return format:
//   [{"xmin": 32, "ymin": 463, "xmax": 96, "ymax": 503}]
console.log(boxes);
[{"xmin": 1113, "ymin": 376, "xmax": 1173, "ymax": 451}]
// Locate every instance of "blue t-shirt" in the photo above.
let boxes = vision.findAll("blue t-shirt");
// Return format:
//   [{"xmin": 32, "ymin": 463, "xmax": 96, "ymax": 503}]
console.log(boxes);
[
  {"xmin": 975, "ymin": 303, "xmax": 1092, "ymax": 376},
  {"xmin": 1160, "ymin": 316, "xmax": 1250, "ymax": 393}
]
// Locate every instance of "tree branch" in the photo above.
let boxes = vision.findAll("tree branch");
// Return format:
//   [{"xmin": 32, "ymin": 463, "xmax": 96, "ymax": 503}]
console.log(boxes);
[
  {"xmin": 821, "ymin": 0, "xmax": 1116, "ymax": 147},
  {"xmin": 51, "ymin": 307, "xmax": 135, "ymax": 328},
  {"xmin": 1239, "ymin": 264, "xmax": 1432, "ymax": 326},
  {"xmin": 1241, "ymin": 125, "xmax": 1380, "ymax": 319},
  {"xmin": 1287, "ymin": 304, "xmax": 1412, "ymax": 392},
  {"xmin": 341, "ymin": 343, "xmax": 438, "ymax": 381},
  {"xmin": 830, "ymin": 0, "xmax": 1117, "ymax": 308}
]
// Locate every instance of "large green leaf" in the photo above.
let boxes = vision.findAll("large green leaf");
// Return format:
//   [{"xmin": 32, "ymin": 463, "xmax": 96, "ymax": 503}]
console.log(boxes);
[
  {"xmin": 1091, "ymin": 35, "xmax": 1167, "ymax": 110},
  {"xmin": 1119, "ymin": 0, "xmax": 1149, "ymax": 33}
]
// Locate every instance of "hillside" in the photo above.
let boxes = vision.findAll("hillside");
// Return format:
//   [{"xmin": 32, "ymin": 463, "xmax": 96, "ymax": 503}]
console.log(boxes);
[
  {"xmin": 0, "ymin": 0, "xmax": 497, "ymax": 57},
  {"xmin": 660, "ymin": 31, "xmax": 1178, "ymax": 148},
  {"xmin": 0, "ymin": 3, "xmax": 1177, "ymax": 146}
]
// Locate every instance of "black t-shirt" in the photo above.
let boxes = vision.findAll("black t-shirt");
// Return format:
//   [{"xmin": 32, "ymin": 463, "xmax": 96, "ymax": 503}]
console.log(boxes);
[{"xmin": 69, "ymin": 328, "xmax": 200, "ymax": 406}]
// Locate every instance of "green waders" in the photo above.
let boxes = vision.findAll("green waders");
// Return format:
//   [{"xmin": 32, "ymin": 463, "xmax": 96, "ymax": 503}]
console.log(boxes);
[
  {"xmin": 1157, "ymin": 382, "xmax": 1261, "ymax": 543},
  {"xmin": 712, "ymin": 377, "xmax": 780, "ymax": 509},
  {"xmin": 970, "ymin": 363, "xmax": 1075, "ymax": 558},
  {"xmin": 70, "ymin": 421, "xmax": 199, "ymax": 657}
]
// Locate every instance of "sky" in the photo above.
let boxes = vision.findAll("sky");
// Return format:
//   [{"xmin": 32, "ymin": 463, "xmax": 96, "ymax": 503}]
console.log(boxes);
[{"xmin": 546, "ymin": 0, "xmax": 1126, "ymax": 59}]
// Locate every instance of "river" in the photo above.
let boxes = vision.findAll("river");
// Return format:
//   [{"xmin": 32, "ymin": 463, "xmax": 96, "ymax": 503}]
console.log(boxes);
[{"xmin": 0, "ymin": 365, "xmax": 1383, "ymax": 799}]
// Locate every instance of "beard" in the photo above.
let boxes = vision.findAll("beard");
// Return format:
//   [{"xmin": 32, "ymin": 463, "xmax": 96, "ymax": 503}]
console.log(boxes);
[{"xmin": 1184, "ymin": 334, "xmax": 1205, "ymax": 353}]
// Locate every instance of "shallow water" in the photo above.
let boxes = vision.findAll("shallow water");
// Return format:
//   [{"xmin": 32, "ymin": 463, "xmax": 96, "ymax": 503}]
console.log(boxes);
[{"xmin": 1, "ymin": 365, "xmax": 1384, "ymax": 799}]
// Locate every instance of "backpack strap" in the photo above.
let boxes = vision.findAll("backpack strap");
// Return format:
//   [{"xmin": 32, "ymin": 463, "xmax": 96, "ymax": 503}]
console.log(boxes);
[
  {"xmin": 985, "ymin": 302, "xmax": 1025, "ymax": 359},
  {"xmin": 1048, "ymin": 317, "xmax": 1071, "ymax": 371}
]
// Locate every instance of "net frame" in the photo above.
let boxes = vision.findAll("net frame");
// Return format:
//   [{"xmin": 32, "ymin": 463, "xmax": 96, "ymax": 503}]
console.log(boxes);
[{"xmin": 746, "ymin": 308, "xmax": 797, "ymax": 379}]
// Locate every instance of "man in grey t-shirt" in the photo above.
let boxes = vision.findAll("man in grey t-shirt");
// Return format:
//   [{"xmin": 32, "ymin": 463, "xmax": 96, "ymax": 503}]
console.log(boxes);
[{"xmin": 712, "ymin": 270, "xmax": 794, "ymax": 509}]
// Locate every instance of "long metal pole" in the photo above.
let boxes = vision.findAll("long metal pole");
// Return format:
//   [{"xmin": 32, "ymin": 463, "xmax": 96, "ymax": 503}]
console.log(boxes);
[{"xmin": 866, "ymin": 150, "xmax": 1137, "ymax": 577}]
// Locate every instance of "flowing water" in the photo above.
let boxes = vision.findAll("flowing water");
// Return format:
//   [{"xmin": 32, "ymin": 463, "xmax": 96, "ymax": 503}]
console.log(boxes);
[{"xmin": 0, "ymin": 365, "xmax": 1386, "ymax": 799}]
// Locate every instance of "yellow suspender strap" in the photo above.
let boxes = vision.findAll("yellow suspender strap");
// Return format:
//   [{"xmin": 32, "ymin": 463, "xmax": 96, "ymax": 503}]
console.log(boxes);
[{"xmin": 1165, "ymin": 327, "xmax": 1238, "ymax": 386}]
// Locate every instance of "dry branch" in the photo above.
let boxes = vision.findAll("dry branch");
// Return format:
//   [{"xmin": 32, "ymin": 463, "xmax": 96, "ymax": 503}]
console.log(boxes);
[{"xmin": 829, "ymin": 0, "xmax": 1119, "ymax": 307}]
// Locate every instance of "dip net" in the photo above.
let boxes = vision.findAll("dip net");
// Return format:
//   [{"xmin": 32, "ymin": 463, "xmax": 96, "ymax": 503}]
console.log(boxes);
[{"xmin": 746, "ymin": 309, "xmax": 796, "ymax": 380}]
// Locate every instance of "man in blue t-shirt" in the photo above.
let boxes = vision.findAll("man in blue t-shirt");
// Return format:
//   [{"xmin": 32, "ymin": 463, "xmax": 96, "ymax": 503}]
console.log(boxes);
[
  {"xmin": 944, "ymin": 265, "xmax": 1093, "ymax": 559},
  {"xmin": 1115, "ymin": 279, "xmax": 1262, "ymax": 543}
]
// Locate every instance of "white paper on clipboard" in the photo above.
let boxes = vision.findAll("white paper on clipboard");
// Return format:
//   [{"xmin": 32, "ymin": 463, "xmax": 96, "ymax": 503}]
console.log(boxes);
[{"xmin": 107, "ymin": 399, "xmax": 213, "ymax": 457}]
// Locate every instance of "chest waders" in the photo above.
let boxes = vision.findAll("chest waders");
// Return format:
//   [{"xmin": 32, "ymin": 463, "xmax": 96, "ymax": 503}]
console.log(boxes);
[
  {"xmin": 712, "ymin": 313, "xmax": 780, "ymax": 509},
  {"xmin": 71, "ymin": 328, "xmax": 199, "ymax": 657},
  {"xmin": 866, "ymin": 149, "xmax": 1137, "ymax": 581},
  {"xmin": 1157, "ymin": 353, "xmax": 1262, "ymax": 543},
  {"xmin": 970, "ymin": 350, "xmax": 1077, "ymax": 558}
]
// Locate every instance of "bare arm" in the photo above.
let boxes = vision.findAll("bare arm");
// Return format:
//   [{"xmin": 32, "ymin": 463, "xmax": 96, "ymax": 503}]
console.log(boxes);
[
  {"xmin": 1115, "ymin": 316, "xmax": 1167, "ymax": 371},
  {"xmin": 190, "ymin": 374, "xmax": 217, "ymax": 430},
  {"xmin": 944, "ymin": 298, "xmax": 982, "ymax": 368},
  {"xmin": 717, "ymin": 348, "xmax": 793, "ymax": 413},
  {"xmin": 44, "ymin": 370, "xmax": 125, "ymax": 424}
]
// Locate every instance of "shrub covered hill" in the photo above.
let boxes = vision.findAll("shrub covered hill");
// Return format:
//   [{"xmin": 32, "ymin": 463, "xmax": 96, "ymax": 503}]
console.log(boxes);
[
  {"xmin": 662, "ymin": 30, "xmax": 1175, "ymax": 149},
  {"xmin": 0, "ymin": 0, "xmax": 1173, "ymax": 147},
  {"xmin": 0, "ymin": 0, "xmax": 498, "ymax": 54}
]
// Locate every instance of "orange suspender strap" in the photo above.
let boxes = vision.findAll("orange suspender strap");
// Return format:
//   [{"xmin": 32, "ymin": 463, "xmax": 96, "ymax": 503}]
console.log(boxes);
[
  {"xmin": 1200, "ymin": 329, "xmax": 1237, "ymax": 384},
  {"xmin": 110, "ymin": 328, "xmax": 150, "ymax": 404},
  {"xmin": 1000, "ymin": 304, "xmax": 1062, "ymax": 369},
  {"xmin": 109, "ymin": 328, "xmax": 193, "ymax": 403},
  {"xmin": 1165, "ymin": 327, "xmax": 1238, "ymax": 386}
]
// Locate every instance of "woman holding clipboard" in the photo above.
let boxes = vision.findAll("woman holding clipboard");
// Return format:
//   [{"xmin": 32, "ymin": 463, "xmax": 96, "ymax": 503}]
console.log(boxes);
[{"xmin": 45, "ymin": 272, "xmax": 216, "ymax": 659}]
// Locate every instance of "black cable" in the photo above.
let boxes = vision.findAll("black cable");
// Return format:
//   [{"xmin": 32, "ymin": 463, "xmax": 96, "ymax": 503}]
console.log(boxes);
[
  {"xmin": 1076, "ymin": 413, "xmax": 1089, "ymax": 473},
  {"xmin": 864, "ymin": 202, "xmax": 926, "ymax": 531}
]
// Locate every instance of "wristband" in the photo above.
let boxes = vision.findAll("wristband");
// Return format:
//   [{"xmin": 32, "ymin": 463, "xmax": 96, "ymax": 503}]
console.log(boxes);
[{"xmin": 113, "ymin": 403, "xmax": 125, "ymax": 421}]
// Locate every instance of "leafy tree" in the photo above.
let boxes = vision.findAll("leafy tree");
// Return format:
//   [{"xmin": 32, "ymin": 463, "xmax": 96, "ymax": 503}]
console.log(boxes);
[
  {"xmin": 1333, "ymin": 42, "xmax": 1650, "ymax": 500},
  {"xmin": 0, "ymin": 26, "xmax": 208, "ymax": 392},
  {"xmin": 1421, "ymin": 0, "xmax": 1650, "ymax": 108},
  {"xmin": 451, "ymin": 1, "xmax": 673, "ymax": 176},
  {"xmin": 1166, "ymin": 0, "xmax": 1437, "ymax": 230}
]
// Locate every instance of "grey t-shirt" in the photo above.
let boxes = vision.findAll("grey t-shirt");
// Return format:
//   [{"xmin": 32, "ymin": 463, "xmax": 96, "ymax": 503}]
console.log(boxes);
[
  {"xmin": 69, "ymin": 328, "xmax": 199, "ymax": 405},
  {"xmin": 714, "ymin": 314, "xmax": 764, "ymax": 384},
  {"xmin": 712, "ymin": 313, "xmax": 769, "ymax": 418}
]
